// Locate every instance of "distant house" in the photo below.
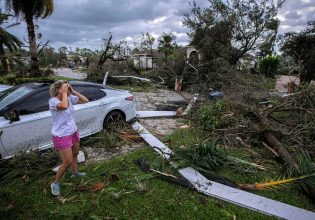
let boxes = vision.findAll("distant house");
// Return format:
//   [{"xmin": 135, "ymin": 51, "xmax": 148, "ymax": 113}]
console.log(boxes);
[
  {"xmin": 131, "ymin": 49, "xmax": 164, "ymax": 69},
  {"xmin": 238, "ymin": 54, "xmax": 256, "ymax": 70},
  {"xmin": 173, "ymin": 46, "xmax": 202, "ymax": 67}
]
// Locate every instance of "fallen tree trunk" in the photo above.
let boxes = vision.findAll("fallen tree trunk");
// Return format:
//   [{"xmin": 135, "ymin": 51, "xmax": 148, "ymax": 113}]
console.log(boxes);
[
  {"xmin": 264, "ymin": 131, "xmax": 299, "ymax": 171},
  {"xmin": 264, "ymin": 131, "xmax": 315, "ymax": 202},
  {"xmin": 107, "ymin": 76, "xmax": 149, "ymax": 86}
]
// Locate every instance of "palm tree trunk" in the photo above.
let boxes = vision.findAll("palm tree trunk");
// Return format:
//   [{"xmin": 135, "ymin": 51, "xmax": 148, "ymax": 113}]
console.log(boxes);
[
  {"xmin": 0, "ymin": 43, "xmax": 9, "ymax": 74},
  {"xmin": 25, "ymin": 15, "xmax": 40, "ymax": 77}
]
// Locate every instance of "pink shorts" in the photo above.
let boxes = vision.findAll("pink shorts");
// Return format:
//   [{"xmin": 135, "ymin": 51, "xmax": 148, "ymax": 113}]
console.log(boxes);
[{"xmin": 52, "ymin": 131, "xmax": 80, "ymax": 151}]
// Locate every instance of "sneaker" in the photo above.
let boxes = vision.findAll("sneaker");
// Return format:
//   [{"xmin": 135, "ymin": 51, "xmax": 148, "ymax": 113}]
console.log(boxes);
[
  {"xmin": 51, "ymin": 182, "xmax": 60, "ymax": 196},
  {"xmin": 71, "ymin": 171, "xmax": 86, "ymax": 178}
]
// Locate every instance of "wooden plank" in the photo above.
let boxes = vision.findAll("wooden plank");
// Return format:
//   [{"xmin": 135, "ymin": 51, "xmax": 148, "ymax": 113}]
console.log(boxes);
[
  {"xmin": 132, "ymin": 122, "xmax": 173, "ymax": 159},
  {"xmin": 136, "ymin": 111, "xmax": 177, "ymax": 118},
  {"xmin": 179, "ymin": 167, "xmax": 315, "ymax": 220}
]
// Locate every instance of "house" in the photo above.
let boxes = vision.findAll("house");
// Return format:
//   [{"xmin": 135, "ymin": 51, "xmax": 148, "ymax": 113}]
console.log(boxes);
[
  {"xmin": 174, "ymin": 46, "xmax": 202, "ymax": 66},
  {"xmin": 238, "ymin": 54, "xmax": 256, "ymax": 70},
  {"xmin": 131, "ymin": 49, "xmax": 164, "ymax": 69}
]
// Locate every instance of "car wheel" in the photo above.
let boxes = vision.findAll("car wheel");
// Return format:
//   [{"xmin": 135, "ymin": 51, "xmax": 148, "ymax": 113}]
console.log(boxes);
[{"xmin": 103, "ymin": 110, "xmax": 125, "ymax": 132}]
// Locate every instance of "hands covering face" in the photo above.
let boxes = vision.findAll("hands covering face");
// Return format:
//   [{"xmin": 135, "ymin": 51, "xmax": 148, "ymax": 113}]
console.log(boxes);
[
  {"xmin": 68, "ymin": 84, "xmax": 74, "ymax": 93},
  {"xmin": 59, "ymin": 83, "xmax": 70, "ymax": 94}
]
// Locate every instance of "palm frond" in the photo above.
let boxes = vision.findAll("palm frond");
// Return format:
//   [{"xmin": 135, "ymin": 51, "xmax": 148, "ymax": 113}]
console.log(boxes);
[
  {"xmin": 175, "ymin": 141, "xmax": 224, "ymax": 171},
  {"xmin": 0, "ymin": 27, "xmax": 23, "ymax": 52},
  {"xmin": 6, "ymin": 0, "xmax": 54, "ymax": 19},
  {"xmin": 287, "ymin": 150, "xmax": 315, "ymax": 192},
  {"xmin": 239, "ymin": 173, "xmax": 315, "ymax": 190}
]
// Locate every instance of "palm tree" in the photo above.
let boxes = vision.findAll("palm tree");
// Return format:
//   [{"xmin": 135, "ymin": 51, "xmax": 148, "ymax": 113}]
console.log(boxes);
[
  {"xmin": 158, "ymin": 33, "xmax": 177, "ymax": 58},
  {"xmin": 0, "ymin": 11, "xmax": 22, "ymax": 74},
  {"xmin": 5, "ymin": 0, "xmax": 54, "ymax": 77}
]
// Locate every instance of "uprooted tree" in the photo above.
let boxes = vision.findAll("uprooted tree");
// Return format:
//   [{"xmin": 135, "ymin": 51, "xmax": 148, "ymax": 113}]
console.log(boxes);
[
  {"xmin": 87, "ymin": 33, "xmax": 138, "ymax": 83},
  {"xmin": 150, "ymin": 0, "xmax": 284, "ymax": 92},
  {"xmin": 280, "ymin": 20, "xmax": 315, "ymax": 84}
]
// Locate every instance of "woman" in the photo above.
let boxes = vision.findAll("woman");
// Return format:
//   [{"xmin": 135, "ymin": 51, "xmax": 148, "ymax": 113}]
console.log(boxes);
[{"xmin": 49, "ymin": 80, "xmax": 89, "ymax": 196}]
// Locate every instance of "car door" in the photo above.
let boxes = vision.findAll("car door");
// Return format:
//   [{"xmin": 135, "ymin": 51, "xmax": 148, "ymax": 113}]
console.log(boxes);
[
  {"xmin": 72, "ymin": 85, "xmax": 108, "ymax": 137},
  {"xmin": 0, "ymin": 89, "xmax": 53, "ymax": 158}
]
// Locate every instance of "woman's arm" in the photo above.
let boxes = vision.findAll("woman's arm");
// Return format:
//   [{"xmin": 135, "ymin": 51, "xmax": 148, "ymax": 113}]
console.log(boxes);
[
  {"xmin": 57, "ymin": 84, "xmax": 69, "ymax": 110},
  {"xmin": 69, "ymin": 85, "xmax": 89, "ymax": 104}
]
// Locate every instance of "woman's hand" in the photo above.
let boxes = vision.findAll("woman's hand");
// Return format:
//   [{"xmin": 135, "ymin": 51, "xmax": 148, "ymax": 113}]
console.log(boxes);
[
  {"xmin": 68, "ymin": 84, "xmax": 75, "ymax": 94},
  {"xmin": 59, "ymin": 83, "xmax": 69, "ymax": 95}
]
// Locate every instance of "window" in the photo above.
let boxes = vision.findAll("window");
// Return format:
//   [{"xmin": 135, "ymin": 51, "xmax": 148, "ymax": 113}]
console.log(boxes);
[
  {"xmin": 73, "ymin": 86, "xmax": 106, "ymax": 101},
  {"xmin": 0, "ymin": 87, "xmax": 34, "ymax": 112},
  {"xmin": 14, "ymin": 90, "xmax": 50, "ymax": 115}
]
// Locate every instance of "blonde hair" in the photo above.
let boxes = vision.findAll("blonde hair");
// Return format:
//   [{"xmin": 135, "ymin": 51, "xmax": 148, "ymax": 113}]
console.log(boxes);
[{"xmin": 49, "ymin": 80, "xmax": 68, "ymax": 97}]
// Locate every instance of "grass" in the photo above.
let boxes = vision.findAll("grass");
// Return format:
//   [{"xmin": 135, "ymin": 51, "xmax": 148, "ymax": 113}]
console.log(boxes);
[
  {"xmin": 0, "ymin": 74, "xmax": 76, "ymax": 85},
  {"xmin": 265, "ymin": 77, "xmax": 276, "ymax": 90},
  {"xmin": 1, "ymin": 126, "xmax": 314, "ymax": 219},
  {"xmin": 0, "ymin": 148, "xmax": 275, "ymax": 220},
  {"xmin": 52, "ymin": 76, "xmax": 76, "ymax": 81},
  {"xmin": 166, "ymin": 127, "xmax": 315, "ymax": 211}
]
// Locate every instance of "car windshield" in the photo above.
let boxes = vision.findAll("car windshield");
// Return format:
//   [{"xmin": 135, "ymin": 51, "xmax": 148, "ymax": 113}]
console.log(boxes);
[{"xmin": 0, "ymin": 87, "xmax": 34, "ymax": 112}]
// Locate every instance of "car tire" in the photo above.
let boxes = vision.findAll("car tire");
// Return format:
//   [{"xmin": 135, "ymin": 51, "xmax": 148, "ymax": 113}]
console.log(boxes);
[{"xmin": 103, "ymin": 110, "xmax": 125, "ymax": 132}]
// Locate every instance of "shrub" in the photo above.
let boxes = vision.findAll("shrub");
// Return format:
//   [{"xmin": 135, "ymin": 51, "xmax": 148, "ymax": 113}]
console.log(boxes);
[
  {"xmin": 197, "ymin": 100, "xmax": 230, "ymax": 131},
  {"xmin": 44, "ymin": 68, "xmax": 54, "ymax": 76},
  {"xmin": 258, "ymin": 55, "xmax": 281, "ymax": 77},
  {"xmin": 3, "ymin": 73, "xmax": 16, "ymax": 85}
]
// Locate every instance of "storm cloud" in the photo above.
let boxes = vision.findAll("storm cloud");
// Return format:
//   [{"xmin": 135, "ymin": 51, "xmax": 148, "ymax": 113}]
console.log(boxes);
[{"xmin": 4, "ymin": 0, "xmax": 315, "ymax": 50}]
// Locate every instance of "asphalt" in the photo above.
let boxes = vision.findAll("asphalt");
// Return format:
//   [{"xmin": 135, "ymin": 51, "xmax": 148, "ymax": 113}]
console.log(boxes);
[{"xmin": 53, "ymin": 68, "xmax": 87, "ymax": 80}]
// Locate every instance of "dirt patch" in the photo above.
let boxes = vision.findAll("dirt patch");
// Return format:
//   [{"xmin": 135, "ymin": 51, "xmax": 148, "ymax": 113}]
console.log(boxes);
[
  {"xmin": 84, "ymin": 143, "xmax": 143, "ymax": 164},
  {"xmin": 275, "ymin": 75, "xmax": 300, "ymax": 93},
  {"xmin": 138, "ymin": 118, "xmax": 182, "ymax": 137}
]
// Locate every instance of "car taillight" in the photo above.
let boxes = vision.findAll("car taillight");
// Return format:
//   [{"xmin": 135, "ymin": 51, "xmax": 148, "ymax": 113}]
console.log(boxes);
[{"xmin": 125, "ymin": 96, "xmax": 134, "ymax": 101}]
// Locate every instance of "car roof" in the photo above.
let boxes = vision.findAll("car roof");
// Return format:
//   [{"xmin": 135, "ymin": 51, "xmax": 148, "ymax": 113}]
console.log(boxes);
[{"xmin": 19, "ymin": 80, "xmax": 105, "ymax": 90}]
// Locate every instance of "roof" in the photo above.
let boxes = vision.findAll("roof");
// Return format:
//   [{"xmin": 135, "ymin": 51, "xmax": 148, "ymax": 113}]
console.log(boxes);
[
  {"xmin": 132, "ymin": 49, "xmax": 164, "ymax": 58},
  {"xmin": 19, "ymin": 81, "xmax": 105, "ymax": 89}
]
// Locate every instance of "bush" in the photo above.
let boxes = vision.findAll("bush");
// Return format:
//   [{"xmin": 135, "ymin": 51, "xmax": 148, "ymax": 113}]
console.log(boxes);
[
  {"xmin": 3, "ymin": 73, "xmax": 16, "ymax": 85},
  {"xmin": 44, "ymin": 68, "xmax": 54, "ymax": 76},
  {"xmin": 197, "ymin": 100, "xmax": 230, "ymax": 131},
  {"xmin": 258, "ymin": 55, "xmax": 281, "ymax": 77}
]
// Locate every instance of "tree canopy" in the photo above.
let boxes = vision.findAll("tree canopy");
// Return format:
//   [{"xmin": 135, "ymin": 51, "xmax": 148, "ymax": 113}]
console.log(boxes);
[
  {"xmin": 183, "ymin": 0, "xmax": 284, "ymax": 66},
  {"xmin": 158, "ymin": 32, "xmax": 178, "ymax": 58},
  {"xmin": 5, "ymin": 0, "xmax": 54, "ymax": 76},
  {"xmin": 280, "ymin": 21, "xmax": 315, "ymax": 83},
  {"xmin": 0, "ymin": 10, "xmax": 22, "ymax": 73}
]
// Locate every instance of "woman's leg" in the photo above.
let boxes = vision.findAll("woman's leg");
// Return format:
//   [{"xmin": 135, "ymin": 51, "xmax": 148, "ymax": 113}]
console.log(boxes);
[
  {"xmin": 55, "ymin": 148, "xmax": 73, "ymax": 182},
  {"xmin": 71, "ymin": 142, "xmax": 80, "ymax": 174}
]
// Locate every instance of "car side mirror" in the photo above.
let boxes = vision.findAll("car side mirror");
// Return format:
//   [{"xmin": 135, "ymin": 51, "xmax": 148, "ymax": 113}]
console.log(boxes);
[{"xmin": 4, "ymin": 110, "xmax": 20, "ymax": 122}]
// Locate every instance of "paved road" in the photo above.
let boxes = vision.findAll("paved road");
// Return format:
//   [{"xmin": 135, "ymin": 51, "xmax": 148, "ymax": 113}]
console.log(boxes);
[{"xmin": 53, "ymin": 68, "xmax": 87, "ymax": 80}]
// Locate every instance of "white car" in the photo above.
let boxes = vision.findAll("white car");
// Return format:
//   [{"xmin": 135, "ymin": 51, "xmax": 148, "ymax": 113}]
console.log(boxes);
[{"xmin": 0, "ymin": 81, "xmax": 136, "ymax": 159}]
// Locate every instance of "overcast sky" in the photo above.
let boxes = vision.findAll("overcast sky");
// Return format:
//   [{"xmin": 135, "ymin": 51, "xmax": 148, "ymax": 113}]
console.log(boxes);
[{"xmin": 3, "ymin": 0, "xmax": 315, "ymax": 51}]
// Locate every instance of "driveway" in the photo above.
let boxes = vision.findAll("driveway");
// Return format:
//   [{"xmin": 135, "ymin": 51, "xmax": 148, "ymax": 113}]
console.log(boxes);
[
  {"xmin": 85, "ymin": 88, "xmax": 187, "ymax": 163},
  {"xmin": 53, "ymin": 68, "xmax": 87, "ymax": 80},
  {"xmin": 275, "ymin": 75, "xmax": 315, "ymax": 93}
]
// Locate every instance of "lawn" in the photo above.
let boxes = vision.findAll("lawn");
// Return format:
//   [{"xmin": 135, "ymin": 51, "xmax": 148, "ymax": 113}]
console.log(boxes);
[{"xmin": 1, "ymin": 126, "xmax": 314, "ymax": 219}]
